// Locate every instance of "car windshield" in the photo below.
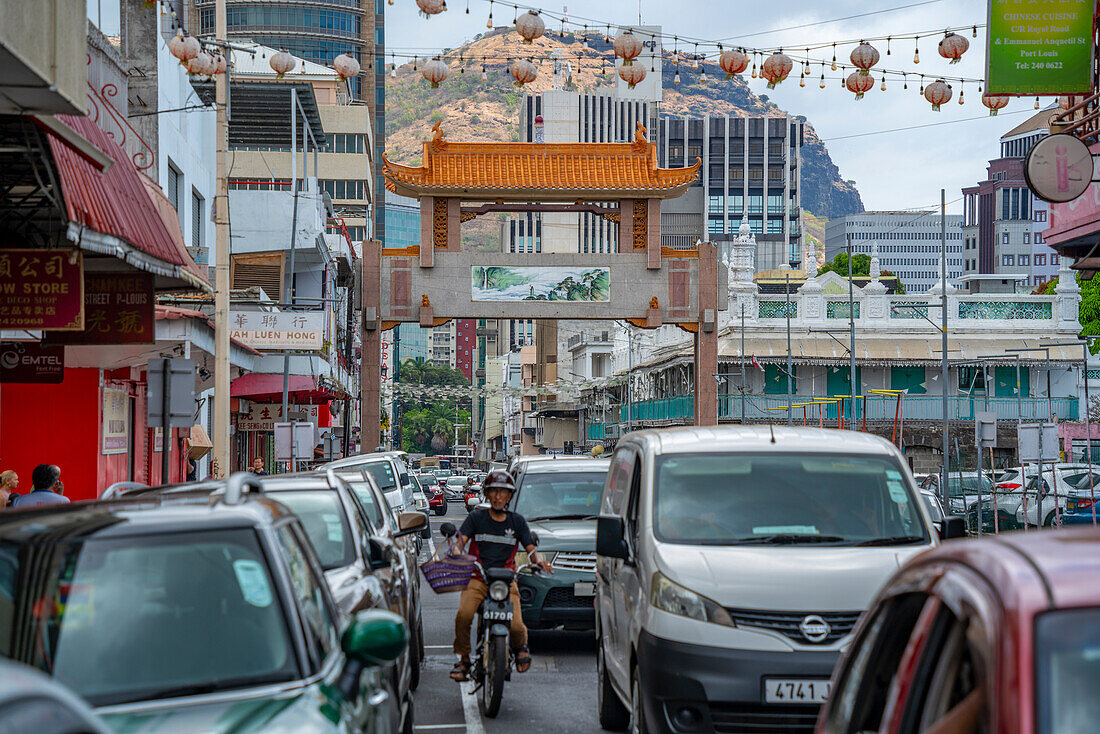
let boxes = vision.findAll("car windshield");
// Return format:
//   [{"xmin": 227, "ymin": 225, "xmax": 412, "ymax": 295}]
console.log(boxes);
[
  {"xmin": 654, "ymin": 452, "xmax": 929, "ymax": 546},
  {"xmin": 515, "ymin": 471, "xmax": 607, "ymax": 520},
  {"xmin": 919, "ymin": 492, "xmax": 944, "ymax": 522},
  {"xmin": 945, "ymin": 475, "xmax": 995, "ymax": 496},
  {"xmin": 434, "ymin": 470, "xmax": 451, "ymax": 478},
  {"xmin": 999, "ymin": 470, "xmax": 1020, "ymax": 483},
  {"xmin": 1035, "ymin": 608, "xmax": 1100, "ymax": 734},
  {"xmin": 268, "ymin": 491, "xmax": 355, "ymax": 570},
  {"xmin": 357, "ymin": 460, "xmax": 396, "ymax": 491},
  {"xmin": 447, "ymin": 476, "xmax": 470, "ymax": 487},
  {"xmin": 0, "ymin": 529, "xmax": 296, "ymax": 706}
]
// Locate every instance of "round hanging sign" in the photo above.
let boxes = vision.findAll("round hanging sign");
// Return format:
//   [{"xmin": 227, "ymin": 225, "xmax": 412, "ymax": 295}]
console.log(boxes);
[{"xmin": 1024, "ymin": 133, "xmax": 1094, "ymax": 203}]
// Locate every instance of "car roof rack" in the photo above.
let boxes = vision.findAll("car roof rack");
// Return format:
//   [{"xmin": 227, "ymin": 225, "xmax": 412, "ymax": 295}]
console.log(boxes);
[
  {"xmin": 223, "ymin": 472, "xmax": 265, "ymax": 505},
  {"xmin": 101, "ymin": 481, "xmax": 149, "ymax": 500}
]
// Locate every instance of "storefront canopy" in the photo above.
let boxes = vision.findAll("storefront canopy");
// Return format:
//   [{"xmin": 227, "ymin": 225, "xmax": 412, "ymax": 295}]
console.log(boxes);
[{"xmin": 231, "ymin": 373, "xmax": 348, "ymax": 404}]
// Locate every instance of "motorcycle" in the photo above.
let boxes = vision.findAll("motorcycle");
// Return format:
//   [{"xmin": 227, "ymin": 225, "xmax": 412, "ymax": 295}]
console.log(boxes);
[{"xmin": 439, "ymin": 522, "xmax": 536, "ymax": 717}]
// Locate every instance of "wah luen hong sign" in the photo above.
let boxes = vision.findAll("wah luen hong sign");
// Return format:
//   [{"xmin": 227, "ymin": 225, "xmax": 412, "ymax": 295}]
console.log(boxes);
[
  {"xmin": 229, "ymin": 311, "xmax": 324, "ymax": 351},
  {"xmin": 0, "ymin": 249, "xmax": 83, "ymax": 330}
]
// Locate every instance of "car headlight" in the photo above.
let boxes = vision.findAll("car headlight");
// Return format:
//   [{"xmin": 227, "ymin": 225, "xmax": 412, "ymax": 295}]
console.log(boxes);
[
  {"xmin": 489, "ymin": 580, "xmax": 509, "ymax": 601},
  {"xmin": 650, "ymin": 571, "xmax": 735, "ymax": 627}
]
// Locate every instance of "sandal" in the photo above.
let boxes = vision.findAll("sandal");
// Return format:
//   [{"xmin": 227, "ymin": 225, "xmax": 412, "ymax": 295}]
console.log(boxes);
[
  {"xmin": 450, "ymin": 660, "xmax": 471, "ymax": 682},
  {"xmin": 514, "ymin": 646, "xmax": 532, "ymax": 673}
]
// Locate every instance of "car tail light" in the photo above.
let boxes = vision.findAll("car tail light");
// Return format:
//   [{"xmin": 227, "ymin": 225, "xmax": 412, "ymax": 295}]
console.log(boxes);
[
  {"xmin": 1075, "ymin": 498, "xmax": 1094, "ymax": 511},
  {"xmin": 997, "ymin": 482, "xmax": 1021, "ymax": 490}
]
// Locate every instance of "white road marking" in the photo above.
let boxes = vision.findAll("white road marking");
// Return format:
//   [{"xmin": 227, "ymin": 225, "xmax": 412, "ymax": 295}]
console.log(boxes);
[
  {"xmin": 425, "ymin": 644, "xmax": 452, "ymax": 649},
  {"xmin": 413, "ymin": 725, "xmax": 467, "ymax": 731},
  {"xmin": 427, "ymin": 528, "xmax": 436, "ymax": 556},
  {"xmin": 460, "ymin": 678, "xmax": 486, "ymax": 734}
]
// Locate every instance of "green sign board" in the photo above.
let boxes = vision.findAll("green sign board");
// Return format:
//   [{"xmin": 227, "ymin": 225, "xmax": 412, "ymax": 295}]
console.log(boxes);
[{"xmin": 986, "ymin": 0, "xmax": 1095, "ymax": 95}]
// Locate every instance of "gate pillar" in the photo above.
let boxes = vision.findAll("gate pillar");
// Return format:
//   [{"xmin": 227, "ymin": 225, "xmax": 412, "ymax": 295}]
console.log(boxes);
[
  {"xmin": 361, "ymin": 240, "xmax": 382, "ymax": 452},
  {"xmin": 694, "ymin": 240, "xmax": 719, "ymax": 426}
]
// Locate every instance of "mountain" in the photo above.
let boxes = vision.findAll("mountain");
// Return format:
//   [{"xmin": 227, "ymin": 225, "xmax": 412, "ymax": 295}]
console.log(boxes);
[{"xmin": 384, "ymin": 28, "xmax": 864, "ymax": 222}]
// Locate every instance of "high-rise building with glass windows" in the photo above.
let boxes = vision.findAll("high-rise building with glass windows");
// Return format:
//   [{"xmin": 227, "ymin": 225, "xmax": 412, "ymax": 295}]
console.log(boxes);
[{"xmin": 192, "ymin": 0, "xmax": 384, "ymax": 243}]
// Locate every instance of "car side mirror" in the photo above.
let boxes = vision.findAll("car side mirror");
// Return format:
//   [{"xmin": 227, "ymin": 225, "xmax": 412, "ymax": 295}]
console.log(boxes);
[
  {"xmin": 596, "ymin": 516, "xmax": 630, "ymax": 560},
  {"xmin": 336, "ymin": 610, "xmax": 409, "ymax": 701},
  {"xmin": 400, "ymin": 473, "xmax": 410, "ymax": 487},
  {"xmin": 367, "ymin": 538, "xmax": 390, "ymax": 570},
  {"xmin": 439, "ymin": 522, "xmax": 457, "ymax": 538},
  {"xmin": 395, "ymin": 511, "xmax": 428, "ymax": 537},
  {"xmin": 939, "ymin": 516, "xmax": 967, "ymax": 540}
]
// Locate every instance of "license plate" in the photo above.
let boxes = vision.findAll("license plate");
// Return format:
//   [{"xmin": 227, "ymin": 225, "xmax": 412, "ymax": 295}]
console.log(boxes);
[
  {"xmin": 484, "ymin": 609, "xmax": 512, "ymax": 621},
  {"xmin": 574, "ymin": 582, "xmax": 596, "ymax": 597},
  {"xmin": 763, "ymin": 678, "xmax": 831, "ymax": 704}
]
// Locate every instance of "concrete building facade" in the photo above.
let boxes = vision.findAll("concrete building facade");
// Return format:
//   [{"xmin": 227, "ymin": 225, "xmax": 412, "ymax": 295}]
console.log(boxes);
[
  {"xmin": 657, "ymin": 115, "xmax": 805, "ymax": 270},
  {"xmin": 824, "ymin": 212, "xmax": 963, "ymax": 293},
  {"xmin": 961, "ymin": 108, "xmax": 1059, "ymax": 292}
]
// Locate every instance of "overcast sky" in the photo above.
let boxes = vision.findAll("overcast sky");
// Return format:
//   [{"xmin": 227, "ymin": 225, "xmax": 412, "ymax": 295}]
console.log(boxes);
[{"xmin": 94, "ymin": 0, "xmax": 1041, "ymax": 214}]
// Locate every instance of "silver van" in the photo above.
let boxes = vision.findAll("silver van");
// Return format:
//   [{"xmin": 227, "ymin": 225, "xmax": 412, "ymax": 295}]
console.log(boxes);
[{"xmin": 594, "ymin": 426, "xmax": 961, "ymax": 734}]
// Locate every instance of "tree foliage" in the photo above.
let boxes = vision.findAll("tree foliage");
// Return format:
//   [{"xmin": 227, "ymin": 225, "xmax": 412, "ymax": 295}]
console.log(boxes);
[
  {"xmin": 816, "ymin": 253, "xmax": 906, "ymax": 294},
  {"xmin": 396, "ymin": 358, "xmax": 471, "ymax": 453}
]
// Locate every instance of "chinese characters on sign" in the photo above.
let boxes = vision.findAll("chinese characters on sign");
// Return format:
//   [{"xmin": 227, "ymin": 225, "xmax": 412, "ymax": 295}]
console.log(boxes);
[
  {"xmin": 229, "ymin": 311, "xmax": 324, "ymax": 350},
  {"xmin": 102, "ymin": 387, "xmax": 130, "ymax": 454},
  {"xmin": 236, "ymin": 403, "xmax": 321, "ymax": 431},
  {"xmin": 986, "ymin": 0, "xmax": 1095, "ymax": 95},
  {"xmin": 0, "ymin": 343, "xmax": 64, "ymax": 383},
  {"xmin": 47, "ymin": 273, "xmax": 154, "ymax": 344},
  {"xmin": 0, "ymin": 249, "xmax": 84, "ymax": 330}
]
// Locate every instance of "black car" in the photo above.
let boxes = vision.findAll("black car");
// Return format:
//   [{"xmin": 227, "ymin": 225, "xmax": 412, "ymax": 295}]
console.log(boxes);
[{"xmin": 0, "ymin": 479, "xmax": 408, "ymax": 733}]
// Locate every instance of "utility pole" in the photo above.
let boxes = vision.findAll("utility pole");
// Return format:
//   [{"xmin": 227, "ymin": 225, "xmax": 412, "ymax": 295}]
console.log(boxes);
[
  {"xmin": 940, "ymin": 188, "xmax": 950, "ymax": 510},
  {"xmin": 211, "ymin": 0, "xmax": 230, "ymax": 478},
  {"xmin": 785, "ymin": 273, "xmax": 793, "ymax": 426},
  {"xmin": 740, "ymin": 303, "xmax": 746, "ymax": 424},
  {"xmin": 847, "ymin": 241, "xmax": 856, "ymax": 423}
]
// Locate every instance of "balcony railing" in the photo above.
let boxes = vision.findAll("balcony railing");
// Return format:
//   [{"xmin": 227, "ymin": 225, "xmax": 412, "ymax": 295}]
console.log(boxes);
[{"xmin": 587, "ymin": 394, "xmax": 1078, "ymax": 438}]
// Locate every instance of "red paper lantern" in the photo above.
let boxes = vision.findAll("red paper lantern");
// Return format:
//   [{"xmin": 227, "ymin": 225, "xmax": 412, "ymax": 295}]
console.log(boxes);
[
  {"xmin": 924, "ymin": 79, "xmax": 952, "ymax": 111},
  {"xmin": 416, "ymin": 0, "xmax": 446, "ymax": 18},
  {"xmin": 719, "ymin": 49, "xmax": 749, "ymax": 79},
  {"xmin": 168, "ymin": 33, "xmax": 200, "ymax": 64},
  {"xmin": 937, "ymin": 33, "xmax": 969, "ymax": 64},
  {"xmin": 845, "ymin": 72, "xmax": 875, "ymax": 100},
  {"xmin": 849, "ymin": 42, "xmax": 880, "ymax": 76},
  {"xmin": 760, "ymin": 52, "xmax": 793, "ymax": 89},
  {"xmin": 515, "ymin": 11, "xmax": 545, "ymax": 44},
  {"xmin": 981, "ymin": 94, "xmax": 1009, "ymax": 116},
  {"xmin": 333, "ymin": 53, "xmax": 360, "ymax": 79},
  {"xmin": 422, "ymin": 59, "xmax": 449, "ymax": 88},
  {"xmin": 618, "ymin": 63, "xmax": 647, "ymax": 90},
  {"xmin": 269, "ymin": 50, "xmax": 297, "ymax": 78},
  {"xmin": 614, "ymin": 30, "xmax": 643, "ymax": 66},
  {"xmin": 510, "ymin": 58, "xmax": 538, "ymax": 87},
  {"xmin": 187, "ymin": 52, "xmax": 216, "ymax": 77}
]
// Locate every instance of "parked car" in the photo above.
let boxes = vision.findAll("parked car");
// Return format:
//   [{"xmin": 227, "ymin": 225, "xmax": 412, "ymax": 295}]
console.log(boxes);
[
  {"xmin": 0, "ymin": 481, "xmax": 408, "ymax": 733},
  {"xmin": 817, "ymin": 527, "xmax": 1100, "ymax": 734},
  {"xmin": 1062, "ymin": 489, "xmax": 1100, "ymax": 525},
  {"xmin": 0, "ymin": 658, "xmax": 112, "ymax": 734},
  {"xmin": 1016, "ymin": 464, "xmax": 1100, "ymax": 527},
  {"xmin": 328, "ymin": 468, "xmax": 427, "ymax": 691},
  {"xmin": 407, "ymin": 474, "xmax": 432, "ymax": 538},
  {"xmin": 322, "ymin": 453, "xmax": 415, "ymax": 515},
  {"xmin": 511, "ymin": 457, "xmax": 609, "ymax": 631},
  {"xmin": 594, "ymin": 426, "xmax": 957, "ymax": 734},
  {"xmin": 918, "ymin": 487, "xmax": 945, "ymax": 525}
]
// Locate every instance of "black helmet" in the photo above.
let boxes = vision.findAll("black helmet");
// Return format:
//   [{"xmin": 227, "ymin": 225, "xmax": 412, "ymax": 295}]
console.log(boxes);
[{"xmin": 481, "ymin": 469, "xmax": 515, "ymax": 494}]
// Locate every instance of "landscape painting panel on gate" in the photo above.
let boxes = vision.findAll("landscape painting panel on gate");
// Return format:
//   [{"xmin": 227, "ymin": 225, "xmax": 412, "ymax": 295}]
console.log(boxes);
[{"xmin": 471, "ymin": 266, "xmax": 610, "ymax": 302}]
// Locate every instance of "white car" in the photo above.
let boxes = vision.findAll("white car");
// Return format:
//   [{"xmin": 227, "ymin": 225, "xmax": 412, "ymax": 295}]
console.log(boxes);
[
  {"xmin": 1016, "ymin": 464, "xmax": 1100, "ymax": 527},
  {"xmin": 594, "ymin": 426, "xmax": 952, "ymax": 732}
]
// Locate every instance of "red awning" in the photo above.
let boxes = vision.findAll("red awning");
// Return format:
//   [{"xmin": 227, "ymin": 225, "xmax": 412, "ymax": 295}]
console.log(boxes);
[
  {"xmin": 44, "ymin": 114, "xmax": 194, "ymax": 279},
  {"xmin": 231, "ymin": 373, "xmax": 347, "ymax": 404}
]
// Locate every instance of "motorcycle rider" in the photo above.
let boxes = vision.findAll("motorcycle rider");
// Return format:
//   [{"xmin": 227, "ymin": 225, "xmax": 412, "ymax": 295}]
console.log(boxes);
[{"xmin": 449, "ymin": 469, "xmax": 552, "ymax": 682}]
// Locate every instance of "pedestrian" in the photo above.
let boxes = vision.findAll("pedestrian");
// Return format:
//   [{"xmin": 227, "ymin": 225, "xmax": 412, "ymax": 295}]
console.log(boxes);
[
  {"xmin": 186, "ymin": 458, "xmax": 197, "ymax": 482},
  {"xmin": 250, "ymin": 457, "xmax": 268, "ymax": 476},
  {"xmin": 10, "ymin": 465, "xmax": 69, "ymax": 508},
  {"xmin": 0, "ymin": 470, "xmax": 18, "ymax": 506}
]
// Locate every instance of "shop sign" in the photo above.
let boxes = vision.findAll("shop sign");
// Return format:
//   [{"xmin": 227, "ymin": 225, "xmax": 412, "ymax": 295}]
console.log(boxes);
[
  {"xmin": 0, "ymin": 342, "xmax": 64, "ymax": 383},
  {"xmin": 237, "ymin": 403, "xmax": 320, "ymax": 431},
  {"xmin": 102, "ymin": 387, "xmax": 130, "ymax": 454},
  {"xmin": 986, "ymin": 0, "xmax": 1095, "ymax": 95},
  {"xmin": 0, "ymin": 249, "xmax": 84, "ymax": 330},
  {"xmin": 1024, "ymin": 133, "xmax": 1096, "ymax": 203},
  {"xmin": 229, "ymin": 311, "xmax": 324, "ymax": 350},
  {"xmin": 48, "ymin": 273, "xmax": 154, "ymax": 344}
]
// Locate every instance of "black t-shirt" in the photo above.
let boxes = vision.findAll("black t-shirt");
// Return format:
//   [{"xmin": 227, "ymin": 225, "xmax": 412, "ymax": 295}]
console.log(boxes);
[{"xmin": 459, "ymin": 508, "xmax": 535, "ymax": 572}]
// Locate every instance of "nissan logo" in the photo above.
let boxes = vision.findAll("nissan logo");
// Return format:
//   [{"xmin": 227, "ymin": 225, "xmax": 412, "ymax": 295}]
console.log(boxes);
[{"xmin": 799, "ymin": 615, "xmax": 831, "ymax": 643}]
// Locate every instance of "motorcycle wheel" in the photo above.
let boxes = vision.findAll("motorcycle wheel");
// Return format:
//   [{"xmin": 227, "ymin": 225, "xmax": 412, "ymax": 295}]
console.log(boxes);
[
  {"xmin": 435, "ymin": 505, "xmax": 447, "ymax": 516},
  {"xmin": 479, "ymin": 635, "xmax": 507, "ymax": 718}
]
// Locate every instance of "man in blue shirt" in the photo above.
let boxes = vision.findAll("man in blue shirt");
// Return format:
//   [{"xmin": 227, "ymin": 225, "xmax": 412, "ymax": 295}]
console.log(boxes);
[{"xmin": 11, "ymin": 465, "xmax": 69, "ymax": 508}]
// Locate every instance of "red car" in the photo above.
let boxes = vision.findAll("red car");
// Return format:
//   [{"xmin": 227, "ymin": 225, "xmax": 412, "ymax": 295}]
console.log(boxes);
[
  {"xmin": 817, "ymin": 528, "xmax": 1100, "ymax": 734},
  {"xmin": 427, "ymin": 486, "xmax": 447, "ymax": 516}
]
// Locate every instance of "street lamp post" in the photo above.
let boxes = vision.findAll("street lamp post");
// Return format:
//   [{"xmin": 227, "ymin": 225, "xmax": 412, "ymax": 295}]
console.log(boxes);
[{"xmin": 940, "ymin": 188, "xmax": 949, "ymax": 511}]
